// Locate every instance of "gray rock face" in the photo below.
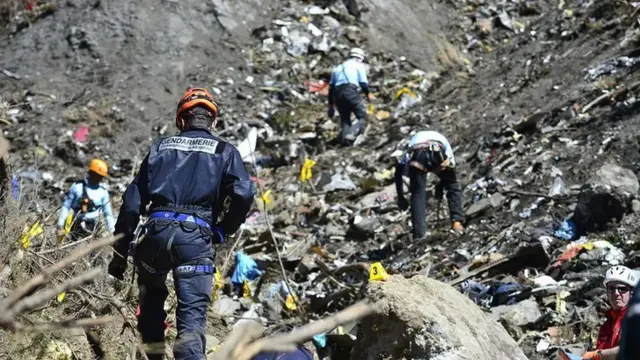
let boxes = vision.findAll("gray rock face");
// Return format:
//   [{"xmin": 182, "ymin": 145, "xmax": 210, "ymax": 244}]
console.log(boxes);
[
  {"xmin": 352, "ymin": 275, "xmax": 529, "ymax": 360},
  {"xmin": 591, "ymin": 163, "xmax": 640, "ymax": 195},
  {"xmin": 361, "ymin": 0, "xmax": 449, "ymax": 71},
  {"xmin": 491, "ymin": 298, "xmax": 543, "ymax": 337},
  {"xmin": 573, "ymin": 163, "xmax": 639, "ymax": 235}
]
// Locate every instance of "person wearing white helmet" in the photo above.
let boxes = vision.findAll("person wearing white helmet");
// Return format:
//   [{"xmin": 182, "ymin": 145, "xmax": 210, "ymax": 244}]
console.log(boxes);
[
  {"xmin": 327, "ymin": 47, "xmax": 373, "ymax": 146},
  {"xmin": 582, "ymin": 265, "xmax": 638, "ymax": 360}
]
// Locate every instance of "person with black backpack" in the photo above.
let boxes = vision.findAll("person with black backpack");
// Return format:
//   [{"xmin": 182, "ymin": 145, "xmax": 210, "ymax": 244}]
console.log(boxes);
[
  {"xmin": 56, "ymin": 158, "xmax": 114, "ymax": 241},
  {"xmin": 394, "ymin": 130, "xmax": 465, "ymax": 240}
]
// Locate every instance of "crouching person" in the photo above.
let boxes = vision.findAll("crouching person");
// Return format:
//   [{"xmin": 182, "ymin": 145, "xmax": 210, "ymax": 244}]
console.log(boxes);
[{"xmin": 394, "ymin": 130, "xmax": 464, "ymax": 240}]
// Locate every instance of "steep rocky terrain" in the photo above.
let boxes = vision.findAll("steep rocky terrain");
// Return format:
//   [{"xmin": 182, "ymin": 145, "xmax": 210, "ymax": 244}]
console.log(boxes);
[{"xmin": 2, "ymin": 0, "xmax": 640, "ymax": 359}]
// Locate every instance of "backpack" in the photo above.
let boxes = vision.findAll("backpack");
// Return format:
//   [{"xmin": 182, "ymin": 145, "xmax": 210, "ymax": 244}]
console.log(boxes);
[{"xmin": 76, "ymin": 180, "xmax": 97, "ymax": 213}]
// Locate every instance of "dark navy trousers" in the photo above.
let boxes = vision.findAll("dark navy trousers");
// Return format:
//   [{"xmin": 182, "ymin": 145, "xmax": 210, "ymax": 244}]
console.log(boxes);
[
  {"xmin": 134, "ymin": 218, "xmax": 215, "ymax": 360},
  {"xmin": 333, "ymin": 84, "xmax": 367, "ymax": 145},
  {"xmin": 620, "ymin": 284, "xmax": 640, "ymax": 359}
]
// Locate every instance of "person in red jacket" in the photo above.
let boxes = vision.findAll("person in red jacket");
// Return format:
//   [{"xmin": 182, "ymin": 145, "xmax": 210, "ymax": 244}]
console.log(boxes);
[{"xmin": 582, "ymin": 265, "xmax": 638, "ymax": 360}]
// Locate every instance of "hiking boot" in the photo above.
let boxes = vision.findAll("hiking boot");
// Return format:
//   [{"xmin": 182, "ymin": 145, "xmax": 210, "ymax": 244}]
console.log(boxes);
[
  {"xmin": 412, "ymin": 231, "xmax": 431, "ymax": 242},
  {"xmin": 451, "ymin": 221, "xmax": 464, "ymax": 234}
]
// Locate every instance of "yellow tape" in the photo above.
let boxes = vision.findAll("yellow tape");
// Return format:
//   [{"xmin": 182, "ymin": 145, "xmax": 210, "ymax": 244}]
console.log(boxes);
[
  {"xmin": 394, "ymin": 87, "xmax": 417, "ymax": 101},
  {"xmin": 213, "ymin": 268, "xmax": 223, "ymax": 300},
  {"xmin": 299, "ymin": 159, "xmax": 317, "ymax": 182},
  {"xmin": 285, "ymin": 293, "xmax": 298, "ymax": 311},
  {"xmin": 63, "ymin": 212, "xmax": 74, "ymax": 235},
  {"xmin": 261, "ymin": 190, "xmax": 272, "ymax": 204},
  {"xmin": 19, "ymin": 220, "xmax": 44, "ymax": 249},
  {"xmin": 242, "ymin": 280, "xmax": 251, "ymax": 298}
]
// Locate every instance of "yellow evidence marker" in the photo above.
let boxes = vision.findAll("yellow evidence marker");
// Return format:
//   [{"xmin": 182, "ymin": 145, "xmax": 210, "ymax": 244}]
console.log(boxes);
[{"xmin": 369, "ymin": 262, "xmax": 390, "ymax": 282}]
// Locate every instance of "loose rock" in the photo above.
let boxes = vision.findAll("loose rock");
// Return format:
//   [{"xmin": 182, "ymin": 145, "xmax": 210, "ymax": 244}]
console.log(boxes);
[{"xmin": 353, "ymin": 275, "xmax": 529, "ymax": 360}]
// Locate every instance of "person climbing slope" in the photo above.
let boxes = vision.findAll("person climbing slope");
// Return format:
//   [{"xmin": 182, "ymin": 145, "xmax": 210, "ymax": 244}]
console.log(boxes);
[
  {"xmin": 394, "ymin": 130, "xmax": 464, "ymax": 239},
  {"xmin": 108, "ymin": 87, "xmax": 256, "ymax": 360},
  {"xmin": 327, "ymin": 47, "xmax": 372, "ymax": 146},
  {"xmin": 56, "ymin": 158, "xmax": 114, "ymax": 241}
]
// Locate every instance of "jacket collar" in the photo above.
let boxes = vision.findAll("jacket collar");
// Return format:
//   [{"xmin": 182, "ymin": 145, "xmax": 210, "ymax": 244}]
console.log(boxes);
[
  {"xmin": 607, "ymin": 306, "xmax": 628, "ymax": 320},
  {"xmin": 180, "ymin": 127, "xmax": 213, "ymax": 135}
]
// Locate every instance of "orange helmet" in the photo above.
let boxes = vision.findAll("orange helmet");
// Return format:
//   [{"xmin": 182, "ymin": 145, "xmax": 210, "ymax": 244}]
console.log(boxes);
[
  {"xmin": 176, "ymin": 87, "xmax": 219, "ymax": 128},
  {"xmin": 88, "ymin": 158, "xmax": 108, "ymax": 177}
]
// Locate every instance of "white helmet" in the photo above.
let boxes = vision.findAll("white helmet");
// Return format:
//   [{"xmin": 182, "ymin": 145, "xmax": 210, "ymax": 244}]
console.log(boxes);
[
  {"xmin": 604, "ymin": 265, "xmax": 639, "ymax": 288},
  {"xmin": 349, "ymin": 47, "xmax": 366, "ymax": 61}
]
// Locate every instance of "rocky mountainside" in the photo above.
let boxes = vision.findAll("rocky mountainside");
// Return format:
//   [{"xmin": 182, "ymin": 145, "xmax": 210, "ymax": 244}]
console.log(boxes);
[{"xmin": 2, "ymin": 0, "xmax": 640, "ymax": 359}]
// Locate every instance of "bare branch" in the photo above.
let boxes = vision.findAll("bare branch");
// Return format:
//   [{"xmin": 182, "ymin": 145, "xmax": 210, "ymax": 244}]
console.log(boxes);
[
  {"xmin": 2, "ymin": 268, "xmax": 102, "ymax": 327},
  {"xmin": 213, "ymin": 320, "xmax": 264, "ymax": 360},
  {"xmin": 37, "ymin": 235, "xmax": 93, "ymax": 255},
  {"xmin": 214, "ymin": 301, "xmax": 377, "ymax": 360},
  {"xmin": 1, "ymin": 234, "xmax": 121, "ymax": 310},
  {"xmin": 14, "ymin": 316, "xmax": 116, "ymax": 332}
]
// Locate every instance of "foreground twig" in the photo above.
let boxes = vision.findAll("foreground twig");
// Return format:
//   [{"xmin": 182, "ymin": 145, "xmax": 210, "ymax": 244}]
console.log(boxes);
[
  {"xmin": 0, "ymin": 205, "xmax": 61, "ymax": 270},
  {"xmin": 214, "ymin": 301, "xmax": 377, "ymax": 360},
  {"xmin": 1, "ymin": 234, "xmax": 121, "ymax": 310},
  {"xmin": 248, "ymin": 145, "xmax": 304, "ymax": 318},
  {"xmin": 220, "ymin": 228, "xmax": 246, "ymax": 277},
  {"xmin": 37, "ymin": 235, "xmax": 93, "ymax": 255},
  {"xmin": 7, "ymin": 268, "xmax": 101, "ymax": 320},
  {"xmin": 27, "ymin": 248, "xmax": 137, "ymax": 332},
  {"xmin": 15, "ymin": 316, "xmax": 116, "ymax": 332},
  {"xmin": 0, "ymin": 234, "xmax": 122, "ymax": 331}
]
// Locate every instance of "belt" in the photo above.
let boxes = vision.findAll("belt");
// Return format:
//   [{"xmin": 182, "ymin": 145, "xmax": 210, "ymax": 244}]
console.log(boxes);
[
  {"xmin": 150, "ymin": 211, "xmax": 212, "ymax": 229},
  {"xmin": 335, "ymin": 83, "xmax": 359, "ymax": 89},
  {"xmin": 149, "ymin": 211, "xmax": 225, "ymax": 242}
]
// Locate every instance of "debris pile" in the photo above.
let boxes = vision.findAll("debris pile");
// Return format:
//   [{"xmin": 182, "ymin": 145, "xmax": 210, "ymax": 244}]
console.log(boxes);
[{"xmin": 2, "ymin": 0, "xmax": 640, "ymax": 359}]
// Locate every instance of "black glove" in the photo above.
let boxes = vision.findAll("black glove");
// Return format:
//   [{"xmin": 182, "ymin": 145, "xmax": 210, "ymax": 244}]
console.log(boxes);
[
  {"xmin": 328, "ymin": 106, "xmax": 335, "ymax": 118},
  {"xmin": 398, "ymin": 197, "xmax": 409, "ymax": 211},
  {"xmin": 435, "ymin": 182, "xmax": 444, "ymax": 201},
  {"xmin": 108, "ymin": 255, "xmax": 127, "ymax": 281}
]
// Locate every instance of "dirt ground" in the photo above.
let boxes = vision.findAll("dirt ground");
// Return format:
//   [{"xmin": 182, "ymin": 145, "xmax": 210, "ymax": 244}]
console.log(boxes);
[{"xmin": 2, "ymin": 0, "xmax": 640, "ymax": 359}]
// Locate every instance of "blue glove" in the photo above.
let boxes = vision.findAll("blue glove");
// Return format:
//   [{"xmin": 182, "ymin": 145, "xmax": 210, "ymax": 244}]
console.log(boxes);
[{"xmin": 328, "ymin": 106, "xmax": 335, "ymax": 118}]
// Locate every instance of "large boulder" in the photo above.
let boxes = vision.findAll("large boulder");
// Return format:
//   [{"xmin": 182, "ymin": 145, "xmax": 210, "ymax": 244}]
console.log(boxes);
[
  {"xmin": 352, "ymin": 275, "xmax": 529, "ymax": 360},
  {"xmin": 573, "ymin": 163, "xmax": 639, "ymax": 236}
]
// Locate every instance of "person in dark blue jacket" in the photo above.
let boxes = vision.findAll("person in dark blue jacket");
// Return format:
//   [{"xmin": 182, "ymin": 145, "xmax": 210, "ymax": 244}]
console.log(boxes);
[{"xmin": 107, "ymin": 87, "xmax": 256, "ymax": 360}]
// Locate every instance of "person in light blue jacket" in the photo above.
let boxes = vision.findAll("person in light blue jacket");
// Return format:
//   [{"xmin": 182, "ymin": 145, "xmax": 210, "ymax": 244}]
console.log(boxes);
[
  {"xmin": 327, "ymin": 47, "xmax": 372, "ymax": 146},
  {"xmin": 56, "ymin": 158, "xmax": 114, "ymax": 240}
]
